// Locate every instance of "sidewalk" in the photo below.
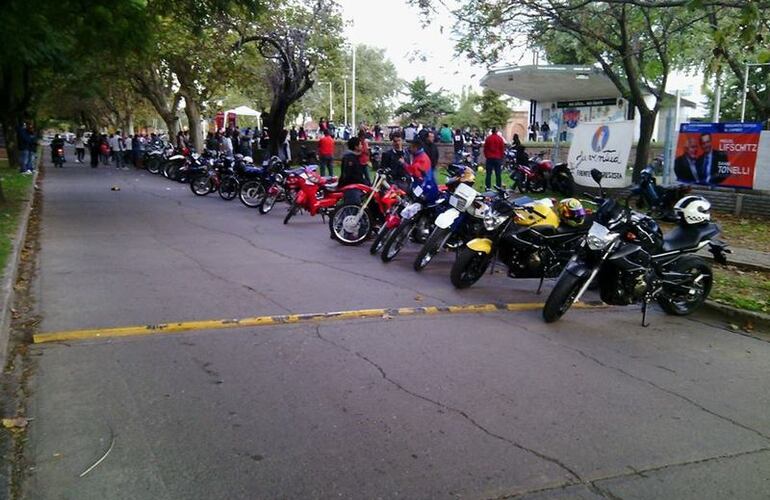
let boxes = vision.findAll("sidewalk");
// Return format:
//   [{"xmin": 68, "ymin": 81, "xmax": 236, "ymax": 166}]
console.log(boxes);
[{"xmin": 700, "ymin": 246, "xmax": 770, "ymax": 272}]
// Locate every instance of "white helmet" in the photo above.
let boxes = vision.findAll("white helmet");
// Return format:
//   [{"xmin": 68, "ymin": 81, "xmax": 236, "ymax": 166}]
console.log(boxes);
[{"xmin": 674, "ymin": 195, "xmax": 711, "ymax": 225}]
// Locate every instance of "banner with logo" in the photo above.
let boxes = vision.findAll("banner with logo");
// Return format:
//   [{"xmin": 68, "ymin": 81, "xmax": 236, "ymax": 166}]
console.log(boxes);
[
  {"xmin": 568, "ymin": 120, "xmax": 634, "ymax": 188},
  {"xmin": 675, "ymin": 122, "xmax": 761, "ymax": 189}
]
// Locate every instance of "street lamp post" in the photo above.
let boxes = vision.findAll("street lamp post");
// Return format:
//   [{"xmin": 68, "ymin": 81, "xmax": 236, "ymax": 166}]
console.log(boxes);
[
  {"xmin": 351, "ymin": 46, "xmax": 357, "ymax": 130},
  {"xmin": 343, "ymin": 77, "xmax": 348, "ymax": 127},
  {"xmin": 740, "ymin": 62, "xmax": 770, "ymax": 122},
  {"xmin": 319, "ymin": 81, "xmax": 334, "ymax": 122}
]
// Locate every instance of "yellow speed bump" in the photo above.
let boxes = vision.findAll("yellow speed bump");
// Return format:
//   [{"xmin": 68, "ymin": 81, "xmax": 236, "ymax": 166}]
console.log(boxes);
[{"xmin": 33, "ymin": 301, "xmax": 603, "ymax": 344}]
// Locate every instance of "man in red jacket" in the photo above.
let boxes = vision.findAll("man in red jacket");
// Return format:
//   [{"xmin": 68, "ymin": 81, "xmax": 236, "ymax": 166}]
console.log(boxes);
[
  {"xmin": 318, "ymin": 129, "xmax": 335, "ymax": 176},
  {"xmin": 483, "ymin": 127, "xmax": 505, "ymax": 190}
]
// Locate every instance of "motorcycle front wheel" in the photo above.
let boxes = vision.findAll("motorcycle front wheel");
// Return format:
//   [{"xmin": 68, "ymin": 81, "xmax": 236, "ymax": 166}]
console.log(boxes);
[
  {"xmin": 656, "ymin": 256, "xmax": 713, "ymax": 316},
  {"xmin": 370, "ymin": 225, "xmax": 393, "ymax": 255},
  {"xmin": 218, "ymin": 177, "xmax": 238, "ymax": 200},
  {"xmin": 450, "ymin": 246, "xmax": 491, "ymax": 288},
  {"xmin": 239, "ymin": 180, "xmax": 266, "ymax": 208},
  {"xmin": 283, "ymin": 201, "xmax": 300, "ymax": 224},
  {"xmin": 147, "ymin": 157, "xmax": 161, "ymax": 174},
  {"xmin": 414, "ymin": 226, "xmax": 451, "ymax": 272},
  {"xmin": 510, "ymin": 171, "xmax": 526, "ymax": 193},
  {"xmin": 190, "ymin": 176, "xmax": 211, "ymax": 196},
  {"xmin": 542, "ymin": 272, "xmax": 586, "ymax": 323},
  {"xmin": 331, "ymin": 205, "xmax": 372, "ymax": 246},
  {"xmin": 381, "ymin": 220, "xmax": 413, "ymax": 262}
]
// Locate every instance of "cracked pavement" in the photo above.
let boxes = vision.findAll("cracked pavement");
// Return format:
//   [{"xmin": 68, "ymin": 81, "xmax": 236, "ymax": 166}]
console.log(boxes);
[{"xmin": 21, "ymin": 162, "xmax": 770, "ymax": 499}]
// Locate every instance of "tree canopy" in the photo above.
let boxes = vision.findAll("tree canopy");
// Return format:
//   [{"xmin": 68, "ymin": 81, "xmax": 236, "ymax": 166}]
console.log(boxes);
[{"xmin": 395, "ymin": 78, "xmax": 455, "ymax": 126}]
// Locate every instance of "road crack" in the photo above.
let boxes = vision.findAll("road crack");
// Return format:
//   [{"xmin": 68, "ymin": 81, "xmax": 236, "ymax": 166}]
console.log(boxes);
[{"xmin": 312, "ymin": 325, "xmax": 582, "ymax": 484}]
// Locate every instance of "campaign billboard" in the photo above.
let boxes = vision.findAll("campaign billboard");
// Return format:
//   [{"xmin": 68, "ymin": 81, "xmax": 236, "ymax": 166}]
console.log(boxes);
[
  {"xmin": 675, "ymin": 122, "xmax": 762, "ymax": 189},
  {"xmin": 568, "ymin": 121, "xmax": 634, "ymax": 188}
]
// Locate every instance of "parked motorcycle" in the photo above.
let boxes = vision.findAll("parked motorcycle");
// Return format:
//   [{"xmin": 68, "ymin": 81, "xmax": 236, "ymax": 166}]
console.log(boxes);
[
  {"xmin": 627, "ymin": 157, "xmax": 691, "ymax": 221},
  {"xmin": 542, "ymin": 169, "xmax": 730, "ymax": 324},
  {"xmin": 450, "ymin": 197, "xmax": 591, "ymax": 291},
  {"xmin": 329, "ymin": 168, "xmax": 406, "ymax": 246},
  {"xmin": 508, "ymin": 149, "xmax": 575, "ymax": 196},
  {"xmin": 282, "ymin": 165, "xmax": 343, "ymax": 224}
]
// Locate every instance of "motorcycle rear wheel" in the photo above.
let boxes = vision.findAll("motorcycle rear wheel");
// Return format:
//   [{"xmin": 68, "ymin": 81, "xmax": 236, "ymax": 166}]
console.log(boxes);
[
  {"xmin": 381, "ymin": 220, "xmax": 413, "ymax": 262},
  {"xmin": 331, "ymin": 205, "xmax": 372, "ymax": 246},
  {"xmin": 656, "ymin": 256, "xmax": 713, "ymax": 316},
  {"xmin": 542, "ymin": 272, "xmax": 585, "ymax": 323},
  {"xmin": 414, "ymin": 226, "xmax": 451, "ymax": 272},
  {"xmin": 450, "ymin": 247, "xmax": 491, "ymax": 288},
  {"xmin": 239, "ymin": 181, "xmax": 266, "ymax": 208}
]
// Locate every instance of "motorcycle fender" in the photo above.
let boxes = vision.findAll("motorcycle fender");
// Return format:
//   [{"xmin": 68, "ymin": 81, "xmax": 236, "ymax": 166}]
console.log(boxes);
[
  {"xmin": 467, "ymin": 238, "xmax": 493, "ymax": 254},
  {"xmin": 295, "ymin": 190, "xmax": 307, "ymax": 205},
  {"xmin": 563, "ymin": 258, "xmax": 593, "ymax": 278},
  {"xmin": 435, "ymin": 208, "xmax": 460, "ymax": 229}
]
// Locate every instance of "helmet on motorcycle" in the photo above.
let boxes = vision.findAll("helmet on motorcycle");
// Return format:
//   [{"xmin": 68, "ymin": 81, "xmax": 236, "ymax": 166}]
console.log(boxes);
[
  {"xmin": 557, "ymin": 198, "xmax": 586, "ymax": 227},
  {"xmin": 674, "ymin": 195, "xmax": 711, "ymax": 225},
  {"xmin": 459, "ymin": 166, "xmax": 475, "ymax": 185}
]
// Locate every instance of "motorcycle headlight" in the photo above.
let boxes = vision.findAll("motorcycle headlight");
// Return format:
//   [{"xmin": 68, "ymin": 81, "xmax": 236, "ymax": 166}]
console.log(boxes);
[
  {"xmin": 483, "ymin": 214, "xmax": 507, "ymax": 231},
  {"xmin": 586, "ymin": 222, "xmax": 619, "ymax": 250}
]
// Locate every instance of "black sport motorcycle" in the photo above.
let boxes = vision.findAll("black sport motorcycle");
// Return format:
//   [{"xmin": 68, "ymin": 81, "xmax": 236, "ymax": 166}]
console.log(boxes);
[
  {"xmin": 450, "ymin": 198, "xmax": 591, "ymax": 293},
  {"xmin": 542, "ymin": 169, "xmax": 731, "ymax": 324}
]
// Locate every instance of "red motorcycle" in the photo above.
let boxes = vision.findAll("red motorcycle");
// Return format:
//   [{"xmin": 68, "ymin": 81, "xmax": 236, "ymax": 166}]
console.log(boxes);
[
  {"xmin": 328, "ymin": 168, "xmax": 407, "ymax": 246},
  {"xmin": 282, "ymin": 166, "xmax": 344, "ymax": 224},
  {"xmin": 507, "ymin": 148, "xmax": 575, "ymax": 196}
]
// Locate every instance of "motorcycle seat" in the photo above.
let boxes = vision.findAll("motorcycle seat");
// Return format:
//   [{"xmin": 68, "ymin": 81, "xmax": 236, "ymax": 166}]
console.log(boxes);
[
  {"xmin": 242, "ymin": 166, "xmax": 264, "ymax": 175},
  {"xmin": 323, "ymin": 180, "xmax": 339, "ymax": 190},
  {"xmin": 661, "ymin": 223, "xmax": 720, "ymax": 253},
  {"xmin": 285, "ymin": 167, "xmax": 306, "ymax": 175}
]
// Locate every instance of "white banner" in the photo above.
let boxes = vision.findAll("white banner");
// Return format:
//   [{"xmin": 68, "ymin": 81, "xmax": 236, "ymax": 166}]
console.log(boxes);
[
  {"xmin": 568, "ymin": 121, "xmax": 634, "ymax": 188},
  {"xmin": 754, "ymin": 131, "xmax": 770, "ymax": 191}
]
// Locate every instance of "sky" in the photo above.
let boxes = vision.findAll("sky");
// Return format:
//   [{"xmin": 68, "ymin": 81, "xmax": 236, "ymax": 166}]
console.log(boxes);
[{"xmin": 337, "ymin": 0, "xmax": 707, "ymax": 114}]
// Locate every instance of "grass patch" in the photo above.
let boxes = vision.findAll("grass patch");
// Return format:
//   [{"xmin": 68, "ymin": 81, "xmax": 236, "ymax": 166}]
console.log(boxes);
[
  {"xmin": 711, "ymin": 266, "xmax": 770, "ymax": 314},
  {"xmin": 712, "ymin": 213, "xmax": 770, "ymax": 252},
  {"xmin": 0, "ymin": 160, "xmax": 34, "ymax": 278}
]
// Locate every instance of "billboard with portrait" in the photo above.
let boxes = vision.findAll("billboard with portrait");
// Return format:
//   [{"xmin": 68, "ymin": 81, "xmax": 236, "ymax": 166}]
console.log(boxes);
[{"xmin": 674, "ymin": 122, "xmax": 762, "ymax": 189}]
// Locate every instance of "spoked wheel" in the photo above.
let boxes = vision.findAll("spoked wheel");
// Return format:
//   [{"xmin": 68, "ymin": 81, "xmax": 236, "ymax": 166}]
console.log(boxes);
[
  {"xmin": 381, "ymin": 220, "xmax": 413, "ymax": 262},
  {"xmin": 239, "ymin": 181, "xmax": 266, "ymax": 208},
  {"xmin": 218, "ymin": 177, "xmax": 238, "ymax": 200},
  {"xmin": 283, "ymin": 201, "xmax": 300, "ymax": 224},
  {"xmin": 331, "ymin": 205, "xmax": 372, "ymax": 246},
  {"xmin": 370, "ymin": 224, "xmax": 393, "ymax": 255},
  {"xmin": 656, "ymin": 256, "xmax": 713, "ymax": 316},
  {"xmin": 450, "ymin": 246, "xmax": 491, "ymax": 288},
  {"xmin": 510, "ymin": 171, "xmax": 526, "ymax": 193},
  {"xmin": 147, "ymin": 158, "xmax": 161, "ymax": 174},
  {"xmin": 542, "ymin": 272, "xmax": 585, "ymax": 323},
  {"xmin": 259, "ymin": 186, "xmax": 281, "ymax": 214},
  {"xmin": 412, "ymin": 213, "xmax": 433, "ymax": 244},
  {"xmin": 190, "ymin": 176, "xmax": 212, "ymax": 196},
  {"xmin": 414, "ymin": 227, "xmax": 451, "ymax": 272}
]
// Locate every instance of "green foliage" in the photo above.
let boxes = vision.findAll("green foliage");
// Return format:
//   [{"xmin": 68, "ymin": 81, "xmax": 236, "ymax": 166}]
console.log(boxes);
[
  {"xmin": 448, "ymin": 88, "xmax": 481, "ymax": 129},
  {"xmin": 477, "ymin": 89, "xmax": 511, "ymax": 131},
  {"xmin": 296, "ymin": 44, "xmax": 402, "ymax": 127},
  {"xmin": 395, "ymin": 78, "xmax": 455, "ymax": 126}
]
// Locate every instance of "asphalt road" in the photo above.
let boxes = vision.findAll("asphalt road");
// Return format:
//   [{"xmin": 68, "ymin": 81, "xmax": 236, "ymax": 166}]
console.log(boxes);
[{"xmin": 21, "ymin": 152, "xmax": 770, "ymax": 499}]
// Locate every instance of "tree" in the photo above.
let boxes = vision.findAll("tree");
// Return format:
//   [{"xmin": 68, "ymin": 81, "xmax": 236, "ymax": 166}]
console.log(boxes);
[
  {"xmin": 0, "ymin": 0, "xmax": 146, "ymax": 168},
  {"xmin": 449, "ymin": 88, "xmax": 481, "ymax": 130},
  {"xmin": 394, "ymin": 78, "xmax": 455, "ymax": 125},
  {"xmin": 298, "ymin": 44, "xmax": 402, "ymax": 127},
  {"xmin": 415, "ymin": 0, "xmax": 706, "ymax": 179},
  {"xmin": 232, "ymin": 0, "xmax": 345, "ymax": 154},
  {"xmin": 478, "ymin": 89, "xmax": 512, "ymax": 132}
]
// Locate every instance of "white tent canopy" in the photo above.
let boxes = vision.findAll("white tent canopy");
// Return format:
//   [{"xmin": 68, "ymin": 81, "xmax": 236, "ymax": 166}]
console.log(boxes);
[{"xmin": 224, "ymin": 105, "xmax": 262, "ymax": 129}]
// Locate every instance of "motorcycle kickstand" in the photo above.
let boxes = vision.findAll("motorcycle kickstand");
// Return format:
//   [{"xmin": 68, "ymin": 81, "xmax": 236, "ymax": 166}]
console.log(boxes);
[
  {"xmin": 536, "ymin": 275, "xmax": 545, "ymax": 295},
  {"xmin": 641, "ymin": 300, "xmax": 651, "ymax": 328}
]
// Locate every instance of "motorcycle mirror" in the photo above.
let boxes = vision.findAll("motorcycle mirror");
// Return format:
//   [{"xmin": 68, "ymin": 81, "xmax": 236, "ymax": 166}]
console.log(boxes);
[{"xmin": 590, "ymin": 168, "xmax": 603, "ymax": 185}]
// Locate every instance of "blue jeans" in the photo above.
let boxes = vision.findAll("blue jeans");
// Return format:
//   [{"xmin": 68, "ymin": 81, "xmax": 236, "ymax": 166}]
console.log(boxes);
[
  {"xmin": 19, "ymin": 149, "xmax": 30, "ymax": 172},
  {"xmin": 485, "ymin": 158, "xmax": 502, "ymax": 189},
  {"xmin": 27, "ymin": 151, "xmax": 37, "ymax": 171}
]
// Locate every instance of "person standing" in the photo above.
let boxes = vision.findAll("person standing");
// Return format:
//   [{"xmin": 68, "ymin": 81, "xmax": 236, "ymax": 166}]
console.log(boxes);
[
  {"xmin": 357, "ymin": 128, "xmax": 371, "ymax": 184},
  {"xmin": 483, "ymin": 127, "xmax": 505, "ymax": 190},
  {"xmin": 540, "ymin": 122, "xmax": 550, "ymax": 142},
  {"xmin": 75, "ymin": 133, "xmax": 86, "ymax": 162},
  {"xmin": 23, "ymin": 124, "xmax": 38, "ymax": 174},
  {"xmin": 439, "ymin": 123, "xmax": 453, "ymax": 143},
  {"xmin": 422, "ymin": 129, "xmax": 439, "ymax": 169},
  {"xmin": 529, "ymin": 122, "xmax": 539, "ymax": 142},
  {"xmin": 452, "ymin": 128, "xmax": 465, "ymax": 164},
  {"xmin": 289, "ymin": 126, "xmax": 298, "ymax": 142},
  {"xmin": 380, "ymin": 132, "xmax": 411, "ymax": 189},
  {"xmin": 318, "ymin": 129, "xmax": 335, "ymax": 177},
  {"xmin": 16, "ymin": 123, "xmax": 31, "ymax": 173},
  {"xmin": 221, "ymin": 130, "xmax": 234, "ymax": 158},
  {"xmin": 298, "ymin": 126, "xmax": 307, "ymax": 141},
  {"xmin": 88, "ymin": 131, "xmax": 100, "ymax": 168}
]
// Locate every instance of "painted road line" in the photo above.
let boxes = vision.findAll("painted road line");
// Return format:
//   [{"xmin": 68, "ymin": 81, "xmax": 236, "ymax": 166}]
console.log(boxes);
[{"xmin": 32, "ymin": 302, "xmax": 604, "ymax": 344}]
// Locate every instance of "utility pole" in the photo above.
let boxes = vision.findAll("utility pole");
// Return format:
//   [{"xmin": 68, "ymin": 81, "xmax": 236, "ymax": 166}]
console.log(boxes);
[
  {"xmin": 351, "ymin": 46, "xmax": 357, "ymax": 130},
  {"xmin": 319, "ymin": 81, "xmax": 334, "ymax": 122},
  {"xmin": 740, "ymin": 62, "xmax": 770, "ymax": 122},
  {"xmin": 343, "ymin": 77, "xmax": 348, "ymax": 127}
]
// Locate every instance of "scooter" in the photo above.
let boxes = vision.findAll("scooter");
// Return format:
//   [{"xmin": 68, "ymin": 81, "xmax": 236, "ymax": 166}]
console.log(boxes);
[{"xmin": 628, "ymin": 157, "xmax": 691, "ymax": 222}]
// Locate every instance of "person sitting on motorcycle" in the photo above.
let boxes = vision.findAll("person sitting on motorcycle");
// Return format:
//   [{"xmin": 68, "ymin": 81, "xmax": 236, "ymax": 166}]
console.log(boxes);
[
  {"xmin": 380, "ymin": 132, "xmax": 411, "ymax": 189},
  {"xmin": 405, "ymin": 138, "xmax": 432, "ymax": 182},
  {"xmin": 339, "ymin": 137, "xmax": 369, "ymax": 204},
  {"xmin": 51, "ymin": 134, "xmax": 65, "ymax": 162}
]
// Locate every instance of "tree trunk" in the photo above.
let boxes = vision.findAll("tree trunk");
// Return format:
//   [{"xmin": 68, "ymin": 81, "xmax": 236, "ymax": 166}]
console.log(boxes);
[
  {"xmin": 1, "ymin": 117, "xmax": 20, "ymax": 168},
  {"xmin": 183, "ymin": 96, "xmax": 203, "ymax": 152},
  {"xmin": 266, "ymin": 99, "xmax": 288, "ymax": 157},
  {"xmin": 161, "ymin": 112, "xmax": 180, "ymax": 139},
  {"xmin": 634, "ymin": 108, "xmax": 657, "ymax": 182}
]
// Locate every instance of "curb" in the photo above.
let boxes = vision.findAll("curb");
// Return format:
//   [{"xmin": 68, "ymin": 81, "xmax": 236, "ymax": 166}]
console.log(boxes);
[
  {"xmin": 703, "ymin": 300, "xmax": 770, "ymax": 334},
  {"xmin": 0, "ymin": 168, "xmax": 38, "ymax": 369}
]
